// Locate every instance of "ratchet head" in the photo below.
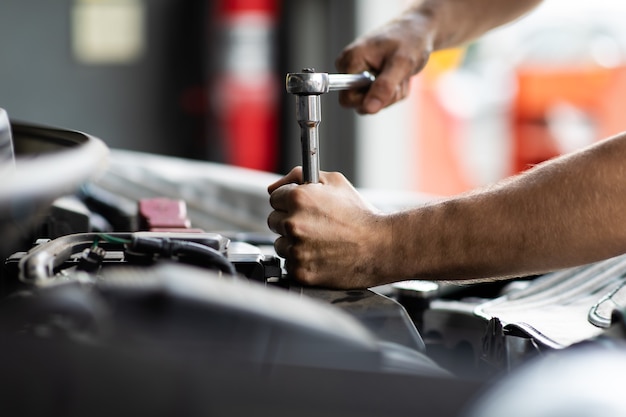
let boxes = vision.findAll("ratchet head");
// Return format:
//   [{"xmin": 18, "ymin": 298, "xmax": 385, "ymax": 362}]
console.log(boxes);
[
  {"xmin": 286, "ymin": 71, "xmax": 330, "ymax": 95},
  {"xmin": 286, "ymin": 70, "xmax": 375, "ymax": 95}
]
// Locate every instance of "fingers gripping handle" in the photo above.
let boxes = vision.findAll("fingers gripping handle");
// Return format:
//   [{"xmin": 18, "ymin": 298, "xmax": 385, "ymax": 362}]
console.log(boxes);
[{"xmin": 286, "ymin": 70, "xmax": 375, "ymax": 184}]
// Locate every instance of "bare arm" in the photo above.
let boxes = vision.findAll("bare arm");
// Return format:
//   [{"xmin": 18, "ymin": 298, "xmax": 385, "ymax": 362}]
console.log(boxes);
[
  {"xmin": 419, "ymin": 0, "xmax": 544, "ymax": 50},
  {"xmin": 337, "ymin": 0, "xmax": 544, "ymax": 114},
  {"xmin": 268, "ymin": 133, "xmax": 626, "ymax": 289}
]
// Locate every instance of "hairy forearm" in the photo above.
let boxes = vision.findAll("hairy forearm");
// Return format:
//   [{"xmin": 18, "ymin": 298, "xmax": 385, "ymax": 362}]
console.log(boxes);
[
  {"xmin": 387, "ymin": 132, "xmax": 626, "ymax": 282},
  {"xmin": 404, "ymin": 0, "xmax": 544, "ymax": 50}
]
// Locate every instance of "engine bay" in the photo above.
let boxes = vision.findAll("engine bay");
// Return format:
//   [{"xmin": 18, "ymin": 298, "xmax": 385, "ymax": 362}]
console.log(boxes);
[{"xmin": 3, "ymin": 114, "xmax": 626, "ymax": 416}]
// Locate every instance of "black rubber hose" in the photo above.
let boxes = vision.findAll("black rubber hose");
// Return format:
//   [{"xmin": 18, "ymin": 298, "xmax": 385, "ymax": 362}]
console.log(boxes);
[{"xmin": 129, "ymin": 236, "xmax": 237, "ymax": 276}]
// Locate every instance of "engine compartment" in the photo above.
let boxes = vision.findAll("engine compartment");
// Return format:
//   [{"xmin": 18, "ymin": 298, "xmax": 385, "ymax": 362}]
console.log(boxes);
[{"xmin": 3, "ymin": 115, "xmax": 626, "ymax": 416}]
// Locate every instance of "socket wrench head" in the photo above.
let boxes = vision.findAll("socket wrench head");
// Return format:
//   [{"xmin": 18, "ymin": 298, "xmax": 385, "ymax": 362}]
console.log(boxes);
[{"xmin": 286, "ymin": 72, "xmax": 330, "ymax": 95}]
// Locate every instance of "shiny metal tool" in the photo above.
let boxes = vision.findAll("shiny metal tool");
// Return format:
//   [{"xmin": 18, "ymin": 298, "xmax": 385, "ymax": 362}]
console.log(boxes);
[{"xmin": 286, "ymin": 68, "xmax": 375, "ymax": 183}]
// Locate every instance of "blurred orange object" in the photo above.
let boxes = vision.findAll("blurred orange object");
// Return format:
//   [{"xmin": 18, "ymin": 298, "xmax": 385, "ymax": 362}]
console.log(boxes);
[
  {"xmin": 513, "ymin": 65, "xmax": 626, "ymax": 172},
  {"xmin": 413, "ymin": 64, "xmax": 626, "ymax": 196}
]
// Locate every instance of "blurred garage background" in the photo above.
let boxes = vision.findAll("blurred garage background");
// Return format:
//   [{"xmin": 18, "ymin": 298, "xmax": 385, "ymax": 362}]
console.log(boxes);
[{"xmin": 1, "ymin": 0, "xmax": 626, "ymax": 196}]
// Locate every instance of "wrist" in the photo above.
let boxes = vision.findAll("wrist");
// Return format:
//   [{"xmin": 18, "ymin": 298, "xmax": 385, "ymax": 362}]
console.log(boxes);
[
  {"xmin": 369, "ymin": 212, "xmax": 416, "ymax": 285},
  {"xmin": 401, "ymin": 0, "xmax": 440, "ymax": 49}
]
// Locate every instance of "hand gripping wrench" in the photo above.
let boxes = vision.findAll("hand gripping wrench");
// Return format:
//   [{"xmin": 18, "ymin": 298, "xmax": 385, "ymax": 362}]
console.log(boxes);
[{"xmin": 285, "ymin": 69, "xmax": 375, "ymax": 183}]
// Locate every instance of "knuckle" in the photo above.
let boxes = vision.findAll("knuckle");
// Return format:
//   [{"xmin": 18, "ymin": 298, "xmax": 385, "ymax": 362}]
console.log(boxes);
[
  {"xmin": 266, "ymin": 212, "xmax": 276, "ymax": 232},
  {"xmin": 289, "ymin": 187, "xmax": 310, "ymax": 207},
  {"xmin": 336, "ymin": 47, "xmax": 361, "ymax": 72},
  {"xmin": 373, "ymin": 77, "xmax": 397, "ymax": 97},
  {"xmin": 325, "ymin": 171, "xmax": 344, "ymax": 183},
  {"xmin": 292, "ymin": 267, "xmax": 316, "ymax": 286},
  {"xmin": 290, "ymin": 244, "xmax": 306, "ymax": 263},
  {"xmin": 283, "ymin": 218, "xmax": 300, "ymax": 238},
  {"xmin": 369, "ymin": 34, "xmax": 394, "ymax": 50},
  {"xmin": 391, "ymin": 51, "xmax": 430, "ymax": 77},
  {"xmin": 273, "ymin": 237, "xmax": 287, "ymax": 257},
  {"xmin": 283, "ymin": 247, "xmax": 320, "ymax": 286},
  {"xmin": 390, "ymin": 51, "xmax": 420, "ymax": 73}
]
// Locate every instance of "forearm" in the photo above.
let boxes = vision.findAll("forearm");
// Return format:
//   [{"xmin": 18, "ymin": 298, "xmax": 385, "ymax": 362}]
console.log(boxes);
[
  {"xmin": 404, "ymin": 0, "xmax": 543, "ymax": 51},
  {"xmin": 388, "ymin": 132, "xmax": 626, "ymax": 282}
]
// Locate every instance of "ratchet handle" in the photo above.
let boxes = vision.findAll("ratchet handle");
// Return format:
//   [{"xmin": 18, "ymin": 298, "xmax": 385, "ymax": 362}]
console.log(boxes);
[
  {"xmin": 328, "ymin": 71, "xmax": 375, "ymax": 91},
  {"xmin": 286, "ymin": 71, "xmax": 375, "ymax": 95}
]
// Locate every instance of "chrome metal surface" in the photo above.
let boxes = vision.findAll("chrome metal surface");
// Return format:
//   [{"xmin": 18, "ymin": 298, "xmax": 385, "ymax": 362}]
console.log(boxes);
[
  {"xmin": 296, "ymin": 95, "xmax": 321, "ymax": 183},
  {"xmin": 286, "ymin": 71, "xmax": 375, "ymax": 95},
  {"xmin": 286, "ymin": 69, "xmax": 374, "ymax": 184},
  {"xmin": 328, "ymin": 71, "xmax": 376, "ymax": 91}
]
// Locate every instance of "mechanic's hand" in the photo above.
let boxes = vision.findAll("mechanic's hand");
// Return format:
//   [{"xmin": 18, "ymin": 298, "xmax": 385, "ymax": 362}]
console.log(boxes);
[
  {"xmin": 336, "ymin": 11, "xmax": 434, "ymax": 114},
  {"xmin": 267, "ymin": 167, "xmax": 392, "ymax": 289}
]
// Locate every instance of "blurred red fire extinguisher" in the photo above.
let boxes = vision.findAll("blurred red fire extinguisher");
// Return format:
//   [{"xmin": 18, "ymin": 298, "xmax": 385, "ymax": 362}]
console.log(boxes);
[{"xmin": 212, "ymin": 0, "xmax": 280, "ymax": 172}]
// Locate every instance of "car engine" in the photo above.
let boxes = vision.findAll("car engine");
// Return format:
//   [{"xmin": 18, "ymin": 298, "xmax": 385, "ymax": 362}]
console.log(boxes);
[{"xmin": 2, "ymin": 110, "xmax": 626, "ymax": 417}]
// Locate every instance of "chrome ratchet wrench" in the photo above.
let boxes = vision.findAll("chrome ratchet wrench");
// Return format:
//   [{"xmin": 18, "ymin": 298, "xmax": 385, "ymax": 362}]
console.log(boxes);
[{"xmin": 286, "ymin": 69, "xmax": 375, "ymax": 183}]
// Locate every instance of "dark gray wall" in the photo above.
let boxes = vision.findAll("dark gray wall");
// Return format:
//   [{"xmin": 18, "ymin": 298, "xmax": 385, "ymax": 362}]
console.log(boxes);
[
  {"xmin": 0, "ymin": 0, "xmax": 206, "ymax": 158},
  {"xmin": 278, "ymin": 0, "xmax": 358, "ymax": 180},
  {"xmin": 0, "ymin": 1, "xmax": 358, "ymax": 174}
]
